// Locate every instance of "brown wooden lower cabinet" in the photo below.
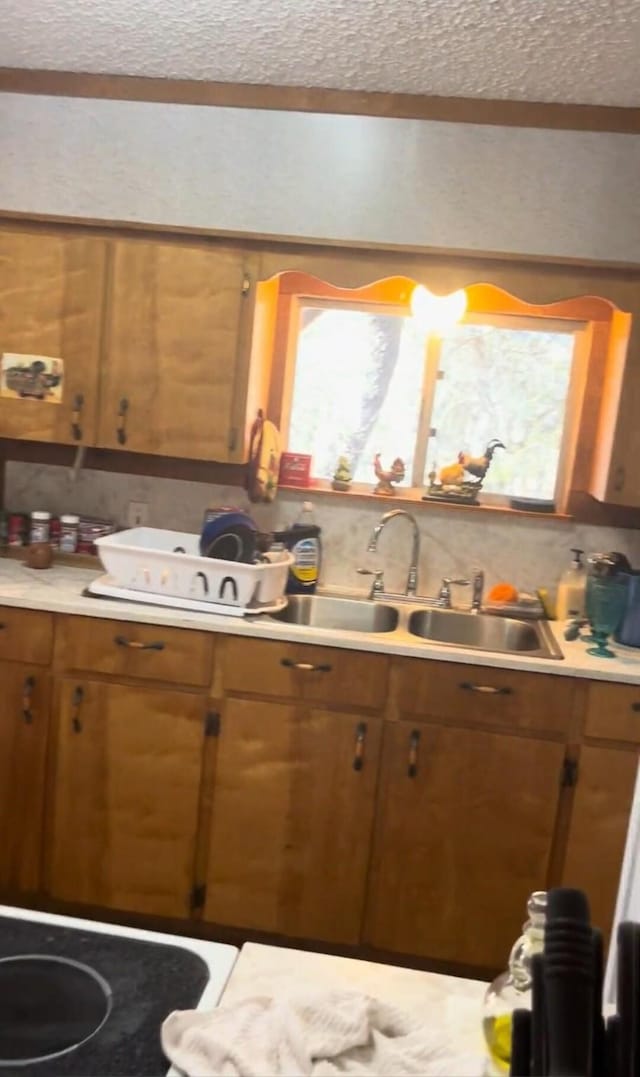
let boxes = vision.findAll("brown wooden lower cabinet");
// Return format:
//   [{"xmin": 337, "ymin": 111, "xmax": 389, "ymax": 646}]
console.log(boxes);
[
  {"xmin": 363, "ymin": 721, "xmax": 566, "ymax": 969},
  {"xmin": 0, "ymin": 661, "xmax": 50, "ymax": 892},
  {"xmin": 5, "ymin": 612, "xmax": 636, "ymax": 972},
  {"xmin": 562, "ymin": 743, "xmax": 638, "ymax": 942},
  {"xmin": 45, "ymin": 677, "xmax": 206, "ymax": 918},
  {"xmin": 203, "ymin": 698, "xmax": 382, "ymax": 944}
]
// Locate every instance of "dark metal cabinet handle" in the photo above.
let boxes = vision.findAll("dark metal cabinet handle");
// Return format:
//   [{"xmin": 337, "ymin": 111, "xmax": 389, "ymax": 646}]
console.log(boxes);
[
  {"xmin": 280, "ymin": 658, "xmax": 332, "ymax": 673},
  {"xmin": 631, "ymin": 702, "xmax": 640, "ymax": 713},
  {"xmin": 613, "ymin": 466, "xmax": 626, "ymax": 493},
  {"xmin": 71, "ymin": 393, "xmax": 84, "ymax": 441},
  {"xmin": 114, "ymin": 636, "xmax": 165, "ymax": 652},
  {"xmin": 408, "ymin": 729, "xmax": 420, "ymax": 778},
  {"xmin": 117, "ymin": 397, "xmax": 129, "ymax": 445},
  {"xmin": 459, "ymin": 681, "xmax": 513, "ymax": 696},
  {"xmin": 22, "ymin": 675, "xmax": 35, "ymax": 723},
  {"xmin": 352, "ymin": 722, "xmax": 367, "ymax": 771},
  {"xmin": 71, "ymin": 685, "xmax": 84, "ymax": 733}
]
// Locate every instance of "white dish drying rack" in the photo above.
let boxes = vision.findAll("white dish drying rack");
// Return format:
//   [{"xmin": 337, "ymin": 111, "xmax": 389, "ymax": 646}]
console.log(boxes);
[{"xmin": 94, "ymin": 527, "xmax": 293, "ymax": 614}]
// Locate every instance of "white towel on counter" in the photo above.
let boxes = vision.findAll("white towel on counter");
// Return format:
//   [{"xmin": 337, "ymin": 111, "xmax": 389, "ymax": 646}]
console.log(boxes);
[{"xmin": 161, "ymin": 988, "xmax": 480, "ymax": 1076}]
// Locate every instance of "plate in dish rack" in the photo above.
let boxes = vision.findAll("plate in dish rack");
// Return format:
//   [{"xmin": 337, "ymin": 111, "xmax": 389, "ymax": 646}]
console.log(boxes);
[{"xmin": 86, "ymin": 575, "xmax": 288, "ymax": 617}]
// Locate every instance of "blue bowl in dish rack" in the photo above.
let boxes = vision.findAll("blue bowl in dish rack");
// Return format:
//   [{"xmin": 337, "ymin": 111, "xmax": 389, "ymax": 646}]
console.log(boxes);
[{"xmin": 199, "ymin": 509, "xmax": 258, "ymax": 563}]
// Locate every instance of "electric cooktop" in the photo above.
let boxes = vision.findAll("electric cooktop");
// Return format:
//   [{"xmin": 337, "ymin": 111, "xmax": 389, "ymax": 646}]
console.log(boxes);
[{"xmin": 0, "ymin": 908, "xmax": 237, "ymax": 1076}]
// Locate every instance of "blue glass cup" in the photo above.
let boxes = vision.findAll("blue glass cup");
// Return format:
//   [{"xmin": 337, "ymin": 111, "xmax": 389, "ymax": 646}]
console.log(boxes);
[{"xmin": 585, "ymin": 574, "xmax": 629, "ymax": 658}]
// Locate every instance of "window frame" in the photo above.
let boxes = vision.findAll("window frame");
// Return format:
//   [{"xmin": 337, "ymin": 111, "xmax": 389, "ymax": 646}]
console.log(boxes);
[{"xmin": 260, "ymin": 272, "xmax": 631, "ymax": 516}]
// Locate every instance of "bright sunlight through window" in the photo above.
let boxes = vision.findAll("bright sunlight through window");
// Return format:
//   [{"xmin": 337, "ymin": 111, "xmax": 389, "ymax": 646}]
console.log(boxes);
[{"xmin": 287, "ymin": 305, "xmax": 579, "ymax": 502}]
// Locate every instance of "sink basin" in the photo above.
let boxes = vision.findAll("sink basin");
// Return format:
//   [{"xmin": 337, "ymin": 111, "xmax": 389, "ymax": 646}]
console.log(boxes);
[
  {"xmin": 408, "ymin": 608, "xmax": 563, "ymax": 659},
  {"xmin": 272, "ymin": 595, "xmax": 399, "ymax": 633}
]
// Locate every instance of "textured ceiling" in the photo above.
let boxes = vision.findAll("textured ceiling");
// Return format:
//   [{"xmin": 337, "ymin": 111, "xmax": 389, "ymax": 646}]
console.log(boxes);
[{"xmin": 1, "ymin": 0, "xmax": 639, "ymax": 108}]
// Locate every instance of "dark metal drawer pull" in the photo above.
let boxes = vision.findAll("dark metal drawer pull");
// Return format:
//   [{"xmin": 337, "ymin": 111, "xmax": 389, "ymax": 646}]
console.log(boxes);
[
  {"xmin": 408, "ymin": 729, "xmax": 420, "ymax": 778},
  {"xmin": 22, "ymin": 675, "xmax": 35, "ymax": 723},
  {"xmin": 114, "ymin": 636, "xmax": 165, "ymax": 651},
  {"xmin": 352, "ymin": 722, "xmax": 367, "ymax": 771},
  {"xmin": 71, "ymin": 392, "xmax": 84, "ymax": 441},
  {"xmin": 459, "ymin": 681, "xmax": 513, "ymax": 696},
  {"xmin": 280, "ymin": 658, "xmax": 332, "ymax": 673},
  {"xmin": 117, "ymin": 397, "xmax": 129, "ymax": 445},
  {"xmin": 72, "ymin": 685, "xmax": 84, "ymax": 733},
  {"xmin": 631, "ymin": 702, "xmax": 640, "ymax": 712}
]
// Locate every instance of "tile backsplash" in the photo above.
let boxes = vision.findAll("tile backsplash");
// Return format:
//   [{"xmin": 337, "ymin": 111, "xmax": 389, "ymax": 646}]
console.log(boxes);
[{"xmin": 6, "ymin": 461, "xmax": 640, "ymax": 598}]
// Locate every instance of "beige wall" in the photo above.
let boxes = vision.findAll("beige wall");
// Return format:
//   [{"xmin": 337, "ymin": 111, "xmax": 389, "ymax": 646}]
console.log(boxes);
[{"xmin": 1, "ymin": 92, "xmax": 639, "ymax": 263}]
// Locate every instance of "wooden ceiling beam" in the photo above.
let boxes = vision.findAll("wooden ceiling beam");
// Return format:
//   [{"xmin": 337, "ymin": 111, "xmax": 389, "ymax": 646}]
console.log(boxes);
[{"xmin": 0, "ymin": 67, "xmax": 638, "ymax": 134}]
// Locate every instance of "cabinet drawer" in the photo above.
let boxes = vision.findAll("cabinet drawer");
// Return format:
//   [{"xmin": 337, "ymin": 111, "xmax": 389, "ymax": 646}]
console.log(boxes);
[
  {"xmin": 0, "ymin": 606, "xmax": 53, "ymax": 666},
  {"xmin": 585, "ymin": 681, "xmax": 640, "ymax": 744},
  {"xmin": 55, "ymin": 615, "xmax": 214, "ymax": 687},
  {"xmin": 395, "ymin": 658, "xmax": 574, "ymax": 735},
  {"xmin": 221, "ymin": 637, "xmax": 389, "ymax": 711}
]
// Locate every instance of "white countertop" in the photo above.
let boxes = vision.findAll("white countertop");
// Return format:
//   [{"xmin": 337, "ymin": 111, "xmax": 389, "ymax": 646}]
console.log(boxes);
[
  {"xmin": 221, "ymin": 942, "xmax": 488, "ymax": 1075},
  {"xmin": 3, "ymin": 556, "xmax": 640, "ymax": 683}
]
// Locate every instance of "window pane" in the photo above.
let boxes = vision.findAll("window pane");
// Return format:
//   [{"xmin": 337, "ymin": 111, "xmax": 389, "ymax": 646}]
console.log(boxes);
[
  {"xmin": 426, "ymin": 324, "xmax": 575, "ymax": 500},
  {"xmin": 288, "ymin": 307, "xmax": 425, "ymax": 483}
]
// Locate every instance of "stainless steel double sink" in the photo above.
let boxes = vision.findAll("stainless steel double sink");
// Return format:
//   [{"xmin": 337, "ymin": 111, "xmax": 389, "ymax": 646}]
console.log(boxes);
[{"xmin": 270, "ymin": 594, "xmax": 563, "ymax": 660}]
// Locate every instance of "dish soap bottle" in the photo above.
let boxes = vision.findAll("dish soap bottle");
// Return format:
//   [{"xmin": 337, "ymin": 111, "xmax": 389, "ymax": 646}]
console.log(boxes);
[
  {"xmin": 483, "ymin": 890, "xmax": 547, "ymax": 1075},
  {"xmin": 286, "ymin": 501, "xmax": 322, "ymax": 595},
  {"xmin": 556, "ymin": 548, "xmax": 586, "ymax": 621}
]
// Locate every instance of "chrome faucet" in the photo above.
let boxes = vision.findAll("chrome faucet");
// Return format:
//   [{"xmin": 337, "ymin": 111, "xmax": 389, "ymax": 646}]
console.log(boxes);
[
  {"xmin": 367, "ymin": 510, "xmax": 420, "ymax": 597},
  {"xmin": 471, "ymin": 570, "xmax": 485, "ymax": 612}
]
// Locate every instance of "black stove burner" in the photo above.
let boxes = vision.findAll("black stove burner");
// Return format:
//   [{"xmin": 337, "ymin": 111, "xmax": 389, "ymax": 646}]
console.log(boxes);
[
  {"xmin": 0, "ymin": 955, "xmax": 111, "ymax": 1064},
  {"xmin": 0, "ymin": 918, "xmax": 209, "ymax": 1076}
]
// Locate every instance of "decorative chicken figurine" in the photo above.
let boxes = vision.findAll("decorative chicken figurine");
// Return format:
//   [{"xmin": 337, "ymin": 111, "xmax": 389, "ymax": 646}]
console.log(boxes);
[
  {"xmin": 373, "ymin": 453, "xmax": 405, "ymax": 495},
  {"xmin": 439, "ymin": 460, "xmax": 465, "ymax": 486},
  {"xmin": 458, "ymin": 439, "xmax": 505, "ymax": 479}
]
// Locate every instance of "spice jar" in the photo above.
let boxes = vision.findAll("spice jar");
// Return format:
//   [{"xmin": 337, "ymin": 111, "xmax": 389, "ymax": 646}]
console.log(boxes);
[
  {"xmin": 49, "ymin": 517, "xmax": 61, "ymax": 550},
  {"xmin": 30, "ymin": 511, "xmax": 51, "ymax": 545},
  {"xmin": 8, "ymin": 513, "xmax": 28, "ymax": 547},
  {"xmin": 59, "ymin": 514, "xmax": 80, "ymax": 554}
]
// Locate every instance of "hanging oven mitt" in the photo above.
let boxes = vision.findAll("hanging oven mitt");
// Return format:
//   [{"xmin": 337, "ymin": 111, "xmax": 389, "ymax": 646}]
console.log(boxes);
[{"xmin": 246, "ymin": 410, "xmax": 281, "ymax": 503}]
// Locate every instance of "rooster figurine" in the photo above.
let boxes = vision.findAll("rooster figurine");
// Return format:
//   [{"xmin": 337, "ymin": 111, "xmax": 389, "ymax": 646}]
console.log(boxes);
[
  {"xmin": 431, "ymin": 438, "xmax": 505, "ymax": 504},
  {"xmin": 373, "ymin": 453, "xmax": 405, "ymax": 495},
  {"xmin": 458, "ymin": 438, "xmax": 505, "ymax": 480}
]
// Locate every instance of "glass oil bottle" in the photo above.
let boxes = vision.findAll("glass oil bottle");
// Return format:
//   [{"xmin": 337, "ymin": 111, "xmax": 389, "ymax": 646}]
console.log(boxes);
[{"xmin": 482, "ymin": 891, "xmax": 547, "ymax": 1074}]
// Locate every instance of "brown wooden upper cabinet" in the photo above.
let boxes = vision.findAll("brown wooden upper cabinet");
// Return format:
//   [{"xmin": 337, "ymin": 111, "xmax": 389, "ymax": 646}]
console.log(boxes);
[
  {"xmin": 98, "ymin": 240, "xmax": 261, "ymax": 461},
  {"xmin": 0, "ymin": 230, "xmax": 106, "ymax": 444}
]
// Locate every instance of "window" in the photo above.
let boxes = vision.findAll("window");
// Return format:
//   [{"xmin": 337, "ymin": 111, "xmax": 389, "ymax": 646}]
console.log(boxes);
[{"xmin": 262, "ymin": 273, "xmax": 631, "ymax": 513}]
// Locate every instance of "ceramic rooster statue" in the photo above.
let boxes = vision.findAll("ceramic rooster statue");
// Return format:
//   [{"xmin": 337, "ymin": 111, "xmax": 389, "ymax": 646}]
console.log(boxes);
[
  {"xmin": 373, "ymin": 453, "xmax": 405, "ymax": 495},
  {"xmin": 458, "ymin": 438, "xmax": 505, "ymax": 480}
]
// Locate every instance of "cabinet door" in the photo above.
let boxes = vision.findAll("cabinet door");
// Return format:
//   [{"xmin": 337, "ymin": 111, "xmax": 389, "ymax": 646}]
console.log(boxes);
[
  {"xmin": 0, "ymin": 230, "xmax": 106, "ymax": 444},
  {"xmin": 99, "ymin": 240, "xmax": 256, "ymax": 460},
  {"xmin": 562, "ymin": 745, "xmax": 638, "ymax": 941},
  {"xmin": 0, "ymin": 663, "xmax": 50, "ymax": 893},
  {"xmin": 364, "ymin": 722, "xmax": 565, "ymax": 969},
  {"xmin": 204, "ymin": 699, "xmax": 382, "ymax": 944},
  {"xmin": 46, "ymin": 678, "xmax": 205, "ymax": 917}
]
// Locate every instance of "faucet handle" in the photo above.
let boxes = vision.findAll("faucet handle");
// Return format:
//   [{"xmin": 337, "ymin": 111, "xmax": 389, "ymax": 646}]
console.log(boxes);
[
  {"xmin": 438, "ymin": 577, "xmax": 470, "ymax": 608},
  {"xmin": 357, "ymin": 566, "xmax": 385, "ymax": 598},
  {"xmin": 471, "ymin": 569, "xmax": 485, "ymax": 611}
]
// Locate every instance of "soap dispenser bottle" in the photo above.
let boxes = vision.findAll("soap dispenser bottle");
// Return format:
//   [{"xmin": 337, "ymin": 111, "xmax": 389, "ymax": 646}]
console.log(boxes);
[{"xmin": 556, "ymin": 547, "xmax": 587, "ymax": 621}]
